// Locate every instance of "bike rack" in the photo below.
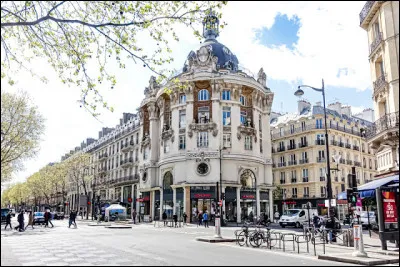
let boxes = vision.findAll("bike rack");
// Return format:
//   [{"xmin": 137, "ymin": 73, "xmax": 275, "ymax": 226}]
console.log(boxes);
[
  {"xmin": 294, "ymin": 233, "xmax": 311, "ymax": 254},
  {"xmin": 281, "ymin": 233, "xmax": 296, "ymax": 252},
  {"xmin": 311, "ymin": 230, "xmax": 327, "ymax": 256}
]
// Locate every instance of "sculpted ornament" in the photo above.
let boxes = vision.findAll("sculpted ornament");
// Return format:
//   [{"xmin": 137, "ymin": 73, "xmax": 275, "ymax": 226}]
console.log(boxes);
[{"xmin": 257, "ymin": 68, "xmax": 267, "ymax": 87}]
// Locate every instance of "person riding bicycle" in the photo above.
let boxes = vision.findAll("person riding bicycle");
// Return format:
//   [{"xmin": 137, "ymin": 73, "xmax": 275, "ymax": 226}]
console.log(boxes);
[{"xmin": 313, "ymin": 214, "xmax": 320, "ymax": 228}]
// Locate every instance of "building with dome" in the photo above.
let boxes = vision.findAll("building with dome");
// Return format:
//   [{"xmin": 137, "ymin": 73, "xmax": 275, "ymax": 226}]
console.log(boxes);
[{"xmin": 64, "ymin": 11, "xmax": 275, "ymax": 223}]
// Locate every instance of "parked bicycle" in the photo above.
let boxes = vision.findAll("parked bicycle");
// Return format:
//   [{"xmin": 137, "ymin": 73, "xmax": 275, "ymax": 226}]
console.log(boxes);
[{"xmin": 250, "ymin": 226, "xmax": 278, "ymax": 248}]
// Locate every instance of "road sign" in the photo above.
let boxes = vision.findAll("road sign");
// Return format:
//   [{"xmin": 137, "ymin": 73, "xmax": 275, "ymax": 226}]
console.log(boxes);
[
  {"xmin": 218, "ymin": 200, "xmax": 222, "ymax": 206},
  {"xmin": 355, "ymin": 197, "xmax": 362, "ymax": 215}
]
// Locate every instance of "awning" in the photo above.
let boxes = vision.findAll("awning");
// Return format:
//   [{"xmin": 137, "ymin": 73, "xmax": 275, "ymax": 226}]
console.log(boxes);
[
  {"xmin": 337, "ymin": 191, "xmax": 347, "ymax": 200},
  {"xmin": 358, "ymin": 175, "xmax": 399, "ymax": 198}
]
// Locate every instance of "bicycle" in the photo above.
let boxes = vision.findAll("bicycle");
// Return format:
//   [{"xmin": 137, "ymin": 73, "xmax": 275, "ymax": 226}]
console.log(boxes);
[
  {"xmin": 250, "ymin": 227, "xmax": 278, "ymax": 248},
  {"xmin": 236, "ymin": 222, "xmax": 256, "ymax": 247}
]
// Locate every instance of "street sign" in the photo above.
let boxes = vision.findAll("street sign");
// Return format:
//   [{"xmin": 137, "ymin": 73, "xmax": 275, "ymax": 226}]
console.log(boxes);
[
  {"xmin": 324, "ymin": 199, "xmax": 337, "ymax": 207},
  {"xmin": 383, "ymin": 191, "xmax": 397, "ymax": 223},
  {"xmin": 218, "ymin": 200, "xmax": 222, "ymax": 206},
  {"xmin": 355, "ymin": 197, "xmax": 362, "ymax": 215}
]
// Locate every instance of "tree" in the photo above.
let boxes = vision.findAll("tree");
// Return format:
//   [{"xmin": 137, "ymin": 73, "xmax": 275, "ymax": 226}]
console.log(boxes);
[
  {"xmin": 273, "ymin": 185, "xmax": 283, "ymax": 200},
  {"xmin": 1, "ymin": 91, "xmax": 45, "ymax": 184},
  {"xmin": 26, "ymin": 172, "xmax": 45, "ymax": 209},
  {"xmin": 1, "ymin": 1, "xmax": 227, "ymax": 116}
]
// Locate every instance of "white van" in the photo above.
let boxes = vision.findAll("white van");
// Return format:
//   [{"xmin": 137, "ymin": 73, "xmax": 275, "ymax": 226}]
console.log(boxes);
[{"xmin": 279, "ymin": 208, "xmax": 318, "ymax": 228}]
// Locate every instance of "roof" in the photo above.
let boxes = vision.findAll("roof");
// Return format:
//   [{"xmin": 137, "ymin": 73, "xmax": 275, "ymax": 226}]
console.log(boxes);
[{"xmin": 358, "ymin": 175, "xmax": 399, "ymax": 198}]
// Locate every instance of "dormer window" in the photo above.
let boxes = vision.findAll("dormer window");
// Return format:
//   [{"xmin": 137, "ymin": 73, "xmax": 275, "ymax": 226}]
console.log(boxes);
[
  {"xmin": 198, "ymin": 89, "xmax": 209, "ymax": 101},
  {"xmin": 240, "ymin": 95, "xmax": 246, "ymax": 106}
]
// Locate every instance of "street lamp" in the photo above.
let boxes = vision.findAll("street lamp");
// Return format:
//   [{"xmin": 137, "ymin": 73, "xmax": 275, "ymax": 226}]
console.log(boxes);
[
  {"xmin": 219, "ymin": 146, "xmax": 227, "ymax": 226},
  {"xmin": 296, "ymin": 79, "xmax": 334, "ymax": 220}
]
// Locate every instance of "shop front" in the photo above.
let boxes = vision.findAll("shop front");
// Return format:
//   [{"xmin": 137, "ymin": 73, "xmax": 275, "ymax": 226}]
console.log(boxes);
[
  {"xmin": 139, "ymin": 192, "xmax": 151, "ymax": 218},
  {"xmin": 240, "ymin": 190, "xmax": 256, "ymax": 221},
  {"xmin": 190, "ymin": 186, "xmax": 216, "ymax": 223},
  {"xmin": 225, "ymin": 187, "xmax": 237, "ymax": 222}
]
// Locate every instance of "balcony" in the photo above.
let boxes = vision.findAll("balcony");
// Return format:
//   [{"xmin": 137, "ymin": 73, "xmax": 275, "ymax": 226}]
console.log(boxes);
[
  {"xmin": 298, "ymin": 142, "xmax": 308, "ymax": 148},
  {"xmin": 320, "ymin": 176, "xmax": 325, "ymax": 182},
  {"xmin": 277, "ymin": 146, "xmax": 286, "ymax": 152},
  {"xmin": 321, "ymin": 193, "xmax": 326, "ymax": 198},
  {"xmin": 330, "ymin": 140, "xmax": 338, "ymax": 146},
  {"xmin": 114, "ymin": 174, "xmax": 140, "ymax": 185},
  {"xmin": 99, "ymin": 153, "xmax": 108, "ymax": 162},
  {"xmin": 345, "ymin": 143, "xmax": 352, "ymax": 149},
  {"xmin": 339, "ymin": 158, "xmax": 346, "ymax": 164},
  {"xmin": 280, "ymin": 180, "xmax": 286, "ymax": 184},
  {"xmin": 299, "ymin": 158, "xmax": 309, "ymax": 164},
  {"xmin": 121, "ymin": 140, "xmax": 134, "ymax": 152},
  {"xmin": 360, "ymin": 1, "xmax": 385, "ymax": 28},
  {"xmin": 315, "ymin": 140, "xmax": 325, "ymax": 145},
  {"xmin": 278, "ymin": 162, "xmax": 286, "ymax": 167},
  {"xmin": 366, "ymin": 112, "xmax": 399, "ymax": 149},
  {"xmin": 316, "ymin": 157, "xmax": 326, "ymax": 163},
  {"xmin": 302, "ymin": 177, "xmax": 309, "ymax": 183},
  {"xmin": 288, "ymin": 160, "xmax": 297, "ymax": 166},
  {"xmin": 292, "ymin": 194, "xmax": 297, "ymax": 199},
  {"xmin": 338, "ymin": 142, "xmax": 344, "ymax": 147},
  {"xmin": 370, "ymin": 32, "xmax": 383, "ymax": 55},
  {"xmin": 354, "ymin": 161, "xmax": 362, "ymax": 167},
  {"xmin": 373, "ymin": 74, "xmax": 388, "ymax": 99},
  {"xmin": 291, "ymin": 178, "xmax": 297, "ymax": 183},
  {"xmin": 303, "ymin": 194, "xmax": 309, "ymax": 198},
  {"xmin": 346, "ymin": 160, "xmax": 353, "ymax": 165},
  {"xmin": 287, "ymin": 144, "xmax": 296, "ymax": 150},
  {"xmin": 353, "ymin": 145, "xmax": 360, "ymax": 151},
  {"xmin": 120, "ymin": 157, "xmax": 134, "ymax": 168},
  {"xmin": 341, "ymin": 177, "xmax": 345, "ymax": 182}
]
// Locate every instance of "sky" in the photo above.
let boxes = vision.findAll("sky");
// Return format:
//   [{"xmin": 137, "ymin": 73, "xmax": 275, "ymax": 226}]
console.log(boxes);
[{"xmin": 1, "ymin": 1, "xmax": 373, "ymax": 187}]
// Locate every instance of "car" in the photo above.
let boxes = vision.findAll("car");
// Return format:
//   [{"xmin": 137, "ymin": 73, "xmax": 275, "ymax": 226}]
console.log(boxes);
[
  {"xmin": 352, "ymin": 211, "xmax": 376, "ymax": 228},
  {"xmin": 33, "ymin": 212, "xmax": 45, "ymax": 225},
  {"xmin": 1, "ymin": 208, "xmax": 10, "ymax": 224},
  {"xmin": 54, "ymin": 212, "xmax": 65, "ymax": 220}
]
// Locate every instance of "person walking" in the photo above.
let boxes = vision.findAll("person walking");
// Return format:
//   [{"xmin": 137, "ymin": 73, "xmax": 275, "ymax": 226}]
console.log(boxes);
[
  {"xmin": 173, "ymin": 214, "xmax": 178, "ymax": 228},
  {"xmin": 132, "ymin": 209, "xmax": 137, "ymax": 224},
  {"xmin": 197, "ymin": 212, "xmax": 203, "ymax": 227},
  {"xmin": 162, "ymin": 211, "xmax": 167, "ymax": 226},
  {"xmin": 183, "ymin": 212, "xmax": 187, "ymax": 225},
  {"xmin": 274, "ymin": 211, "xmax": 280, "ymax": 223},
  {"xmin": 4, "ymin": 211, "xmax": 12, "ymax": 230},
  {"xmin": 69, "ymin": 210, "xmax": 77, "ymax": 228},
  {"xmin": 44, "ymin": 210, "xmax": 54, "ymax": 228},
  {"xmin": 15, "ymin": 210, "xmax": 25, "ymax": 232},
  {"xmin": 25, "ymin": 211, "xmax": 34, "ymax": 230},
  {"xmin": 203, "ymin": 211, "xmax": 209, "ymax": 228}
]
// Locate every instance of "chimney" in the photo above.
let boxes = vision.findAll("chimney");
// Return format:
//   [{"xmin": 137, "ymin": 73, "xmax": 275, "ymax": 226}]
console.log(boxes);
[
  {"xmin": 270, "ymin": 111, "xmax": 281, "ymax": 121},
  {"xmin": 98, "ymin": 131, "xmax": 103, "ymax": 139},
  {"xmin": 362, "ymin": 108, "xmax": 375, "ymax": 122},
  {"xmin": 298, "ymin": 99, "xmax": 311, "ymax": 114},
  {"xmin": 328, "ymin": 102, "xmax": 342, "ymax": 115},
  {"xmin": 341, "ymin": 105, "xmax": 351, "ymax": 117}
]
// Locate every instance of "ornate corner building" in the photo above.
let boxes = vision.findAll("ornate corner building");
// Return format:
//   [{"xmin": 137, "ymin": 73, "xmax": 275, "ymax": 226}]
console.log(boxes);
[
  {"xmin": 360, "ymin": 1, "xmax": 399, "ymax": 178},
  {"xmin": 64, "ymin": 11, "xmax": 275, "ymax": 223}
]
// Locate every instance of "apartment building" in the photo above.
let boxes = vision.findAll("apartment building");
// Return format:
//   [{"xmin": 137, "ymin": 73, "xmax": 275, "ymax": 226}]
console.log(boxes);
[{"xmin": 270, "ymin": 100, "xmax": 377, "ymax": 215}]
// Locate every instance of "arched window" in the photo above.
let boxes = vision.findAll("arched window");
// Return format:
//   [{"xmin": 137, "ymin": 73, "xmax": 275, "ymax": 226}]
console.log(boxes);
[
  {"xmin": 198, "ymin": 89, "xmax": 209, "ymax": 101},
  {"xmin": 163, "ymin": 171, "xmax": 173, "ymax": 191},
  {"xmin": 240, "ymin": 169, "xmax": 256, "ymax": 188}
]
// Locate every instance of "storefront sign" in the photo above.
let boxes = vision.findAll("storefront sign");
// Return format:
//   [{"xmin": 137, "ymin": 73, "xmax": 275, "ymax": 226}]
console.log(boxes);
[
  {"xmin": 193, "ymin": 193, "xmax": 212, "ymax": 199},
  {"xmin": 242, "ymin": 195, "xmax": 255, "ymax": 199},
  {"xmin": 283, "ymin": 201, "xmax": 296, "ymax": 205},
  {"xmin": 383, "ymin": 191, "xmax": 397, "ymax": 223},
  {"xmin": 240, "ymin": 191, "xmax": 255, "ymax": 199}
]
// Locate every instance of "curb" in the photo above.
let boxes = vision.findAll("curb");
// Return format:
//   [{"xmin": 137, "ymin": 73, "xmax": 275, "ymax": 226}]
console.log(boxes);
[
  {"xmin": 318, "ymin": 255, "xmax": 399, "ymax": 266},
  {"xmin": 195, "ymin": 237, "xmax": 237, "ymax": 243},
  {"xmin": 105, "ymin": 225, "xmax": 132, "ymax": 229}
]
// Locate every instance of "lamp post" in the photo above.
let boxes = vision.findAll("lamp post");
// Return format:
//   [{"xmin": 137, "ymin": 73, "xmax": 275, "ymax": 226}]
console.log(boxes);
[
  {"xmin": 219, "ymin": 146, "xmax": 227, "ymax": 226},
  {"xmin": 295, "ymin": 79, "xmax": 334, "ymax": 219}
]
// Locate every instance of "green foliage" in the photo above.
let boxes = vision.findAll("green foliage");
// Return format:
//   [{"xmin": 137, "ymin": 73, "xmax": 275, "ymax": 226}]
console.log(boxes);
[
  {"xmin": 273, "ymin": 185, "xmax": 283, "ymax": 200},
  {"xmin": 1, "ymin": 1, "xmax": 228, "ymax": 117},
  {"xmin": 1, "ymin": 91, "xmax": 45, "ymax": 184}
]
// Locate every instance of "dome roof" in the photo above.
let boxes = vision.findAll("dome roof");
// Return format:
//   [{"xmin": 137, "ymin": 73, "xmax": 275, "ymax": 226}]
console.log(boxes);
[{"xmin": 184, "ymin": 39, "xmax": 239, "ymax": 72}]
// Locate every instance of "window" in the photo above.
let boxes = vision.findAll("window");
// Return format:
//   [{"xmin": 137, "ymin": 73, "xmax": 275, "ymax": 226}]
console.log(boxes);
[
  {"xmin": 280, "ymin": 156, "xmax": 285, "ymax": 164},
  {"xmin": 319, "ymin": 168, "xmax": 326, "ymax": 179},
  {"xmin": 164, "ymin": 141, "xmax": 170, "ymax": 153},
  {"xmin": 292, "ymin": 188, "xmax": 297, "ymax": 197},
  {"xmin": 179, "ymin": 110, "xmax": 186, "ymax": 128},
  {"xmin": 198, "ymin": 89, "xmax": 209, "ymax": 101},
  {"xmin": 222, "ymin": 90, "xmax": 231, "ymax": 100},
  {"xmin": 240, "ymin": 95, "xmax": 246, "ymax": 106},
  {"xmin": 290, "ymin": 124, "xmax": 295, "ymax": 134},
  {"xmin": 300, "ymin": 136, "xmax": 307, "ymax": 146},
  {"xmin": 301, "ymin": 151, "xmax": 308, "ymax": 159},
  {"xmin": 197, "ymin": 132, "xmax": 209, "ymax": 147},
  {"xmin": 302, "ymin": 169, "xmax": 308, "ymax": 182},
  {"xmin": 136, "ymin": 133, "xmax": 139, "ymax": 144},
  {"xmin": 279, "ymin": 127, "xmax": 284, "ymax": 137},
  {"xmin": 303, "ymin": 187, "xmax": 309, "ymax": 197},
  {"xmin": 316, "ymin": 118, "xmax": 323, "ymax": 129},
  {"xmin": 244, "ymin": 136, "xmax": 252, "ymax": 150},
  {"xmin": 223, "ymin": 134, "xmax": 231, "ymax": 148},
  {"xmin": 179, "ymin": 135, "xmax": 186, "ymax": 150},
  {"xmin": 222, "ymin": 107, "xmax": 231, "ymax": 126},
  {"xmin": 198, "ymin": 106, "xmax": 210, "ymax": 123},
  {"xmin": 301, "ymin": 121, "xmax": 306, "ymax": 131},
  {"xmin": 240, "ymin": 110, "xmax": 247, "ymax": 125},
  {"xmin": 320, "ymin": 186, "xmax": 326, "ymax": 196},
  {"xmin": 117, "ymin": 141, "xmax": 119, "ymax": 152},
  {"xmin": 318, "ymin": 150, "xmax": 325, "ymax": 159},
  {"xmin": 280, "ymin": 172, "xmax": 286, "ymax": 184},
  {"xmin": 179, "ymin": 94, "xmax": 186, "ymax": 104}
]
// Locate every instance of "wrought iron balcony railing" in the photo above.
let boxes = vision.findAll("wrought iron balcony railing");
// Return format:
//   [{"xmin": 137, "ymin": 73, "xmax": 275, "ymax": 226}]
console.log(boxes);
[
  {"xmin": 359, "ymin": 1, "xmax": 375, "ymax": 25},
  {"xmin": 373, "ymin": 74, "xmax": 388, "ymax": 97},
  {"xmin": 370, "ymin": 31, "xmax": 383, "ymax": 55},
  {"xmin": 365, "ymin": 111, "xmax": 399, "ymax": 140}
]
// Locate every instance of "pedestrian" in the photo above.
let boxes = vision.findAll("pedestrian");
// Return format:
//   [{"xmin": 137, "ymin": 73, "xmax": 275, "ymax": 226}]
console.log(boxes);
[
  {"xmin": 197, "ymin": 212, "xmax": 203, "ymax": 227},
  {"xmin": 274, "ymin": 211, "xmax": 280, "ymax": 223},
  {"xmin": 203, "ymin": 211, "xmax": 209, "ymax": 228},
  {"xmin": 15, "ymin": 210, "xmax": 25, "ymax": 232},
  {"xmin": 44, "ymin": 209, "xmax": 54, "ymax": 228},
  {"xmin": 69, "ymin": 210, "xmax": 77, "ymax": 228},
  {"xmin": 132, "ymin": 209, "xmax": 137, "ymax": 224},
  {"xmin": 4, "ymin": 211, "xmax": 12, "ymax": 230},
  {"xmin": 183, "ymin": 212, "xmax": 187, "ymax": 224},
  {"xmin": 25, "ymin": 211, "xmax": 34, "ymax": 230},
  {"xmin": 313, "ymin": 214, "xmax": 320, "ymax": 228},
  {"xmin": 162, "ymin": 211, "xmax": 167, "ymax": 226},
  {"xmin": 173, "ymin": 214, "xmax": 178, "ymax": 228}
]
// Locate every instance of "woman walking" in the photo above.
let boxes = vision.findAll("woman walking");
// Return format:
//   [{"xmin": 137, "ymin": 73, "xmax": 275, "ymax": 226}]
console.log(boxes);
[{"xmin": 25, "ymin": 211, "xmax": 34, "ymax": 230}]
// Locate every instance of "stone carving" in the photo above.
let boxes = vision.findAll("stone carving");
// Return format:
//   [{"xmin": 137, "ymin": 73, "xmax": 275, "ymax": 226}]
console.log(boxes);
[
  {"xmin": 187, "ymin": 151, "xmax": 219, "ymax": 160},
  {"xmin": 257, "ymin": 68, "xmax": 267, "ymax": 87},
  {"xmin": 144, "ymin": 76, "xmax": 160, "ymax": 97},
  {"xmin": 237, "ymin": 125, "xmax": 257, "ymax": 142},
  {"xmin": 223, "ymin": 126, "xmax": 231, "ymax": 133},
  {"xmin": 156, "ymin": 98, "xmax": 165, "ymax": 114},
  {"xmin": 185, "ymin": 45, "xmax": 219, "ymax": 73},
  {"xmin": 147, "ymin": 102, "xmax": 158, "ymax": 119},
  {"xmin": 265, "ymin": 94, "xmax": 274, "ymax": 115},
  {"xmin": 179, "ymin": 128, "xmax": 186, "ymax": 134},
  {"xmin": 140, "ymin": 135, "xmax": 151, "ymax": 152},
  {"xmin": 161, "ymin": 128, "xmax": 174, "ymax": 141},
  {"xmin": 187, "ymin": 120, "xmax": 218, "ymax": 138}
]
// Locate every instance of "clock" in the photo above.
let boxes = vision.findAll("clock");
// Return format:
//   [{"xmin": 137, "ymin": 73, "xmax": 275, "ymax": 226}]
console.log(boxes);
[{"xmin": 197, "ymin": 163, "xmax": 209, "ymax": 175}]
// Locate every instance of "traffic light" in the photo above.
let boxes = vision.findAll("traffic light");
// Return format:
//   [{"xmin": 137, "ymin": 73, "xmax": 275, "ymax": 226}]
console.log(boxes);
[
  {"xmin": 348, "ymin": 191, "xmax": 358, "ymax": 204},
  {"xmin": 221, "ymin": 193, "xmax": 225, "ymax": 200},
  {"xmin": 87, "ymin": 201, "xmax": 91, "ymax": 205},
  {"xmin": 346, "ymin": 188, "xmax": 353, "ymax": 202}
]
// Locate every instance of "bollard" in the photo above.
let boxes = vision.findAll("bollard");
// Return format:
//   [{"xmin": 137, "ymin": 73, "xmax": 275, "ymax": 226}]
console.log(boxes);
[
  {"xmin": 352, "ymin": 225, "xmax": 368, "ymax": 257},
  {"xmin": 214, "ymin": 216, "xmax": 222, "ymax": 238}
]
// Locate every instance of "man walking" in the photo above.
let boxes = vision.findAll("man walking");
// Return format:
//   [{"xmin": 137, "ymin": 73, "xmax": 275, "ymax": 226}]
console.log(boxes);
[
  {"xmin": 183, "ymin": 212, "xmax": 187, "ymax": 225},
  {"xmin": 203, "ymin": 211, "xmax": 209, "ymax": 228},
  {"xmin": 162, "ymin": 211, "xmax": 167, "ymax": 226},
  {"xmin": 173, "ymin": 214, "xmax": 178, "ymax": 228},
  {"xmin": 4, "ymin": 211, "xmax": 12, "ymax": 230},
  {"xmin": 25, "ymin": 211, "xmax": 34, "ymax": 230},
  {"xmin": 69, "ymin": 210, "xmax": 77, "ymax": 228},
  {"xmin": 274, "ymin": 211, "xmax": 280, "ymax": 223},
  {"xmin": 15, "ymin": 210, "xmax": 25, "ymax": 232},
  {"xmin": 44, "ymin": 209, "xmax": 54, "ymax": 228},
  {"xmin": 197, "ymin": 212, "xmax": 203, "ymax": 227},
  {"xmin": 132, "ymin": 209, "xmax": 137, "ymax": 224}
]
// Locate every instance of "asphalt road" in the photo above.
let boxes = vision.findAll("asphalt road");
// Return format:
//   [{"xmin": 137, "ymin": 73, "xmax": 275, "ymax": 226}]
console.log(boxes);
[{"xmin": 1, "ymin": 218, "xmax": 357, "ymax": 266}]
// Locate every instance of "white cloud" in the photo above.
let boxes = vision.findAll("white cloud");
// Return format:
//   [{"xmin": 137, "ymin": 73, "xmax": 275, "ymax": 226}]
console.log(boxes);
[{"xmin": 1, "ymin": 1, "xmax": 373, "ymax": 184}]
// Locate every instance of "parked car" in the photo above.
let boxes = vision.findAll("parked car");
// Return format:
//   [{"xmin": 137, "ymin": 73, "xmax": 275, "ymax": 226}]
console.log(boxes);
[
  {"xmin": 33, "ymin": 212, "xmax": 45, "ymax": 225},
  {"xmin": 352, "ymin": 211, "xmax": 376, "ymax": 228},
  {"xmin": 279, "ymin": 208, "xmax": 318, "ymax": 228},
  {"xmin": 1, "ymin": 208, "xmax": 10, "ymax": 224}
]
